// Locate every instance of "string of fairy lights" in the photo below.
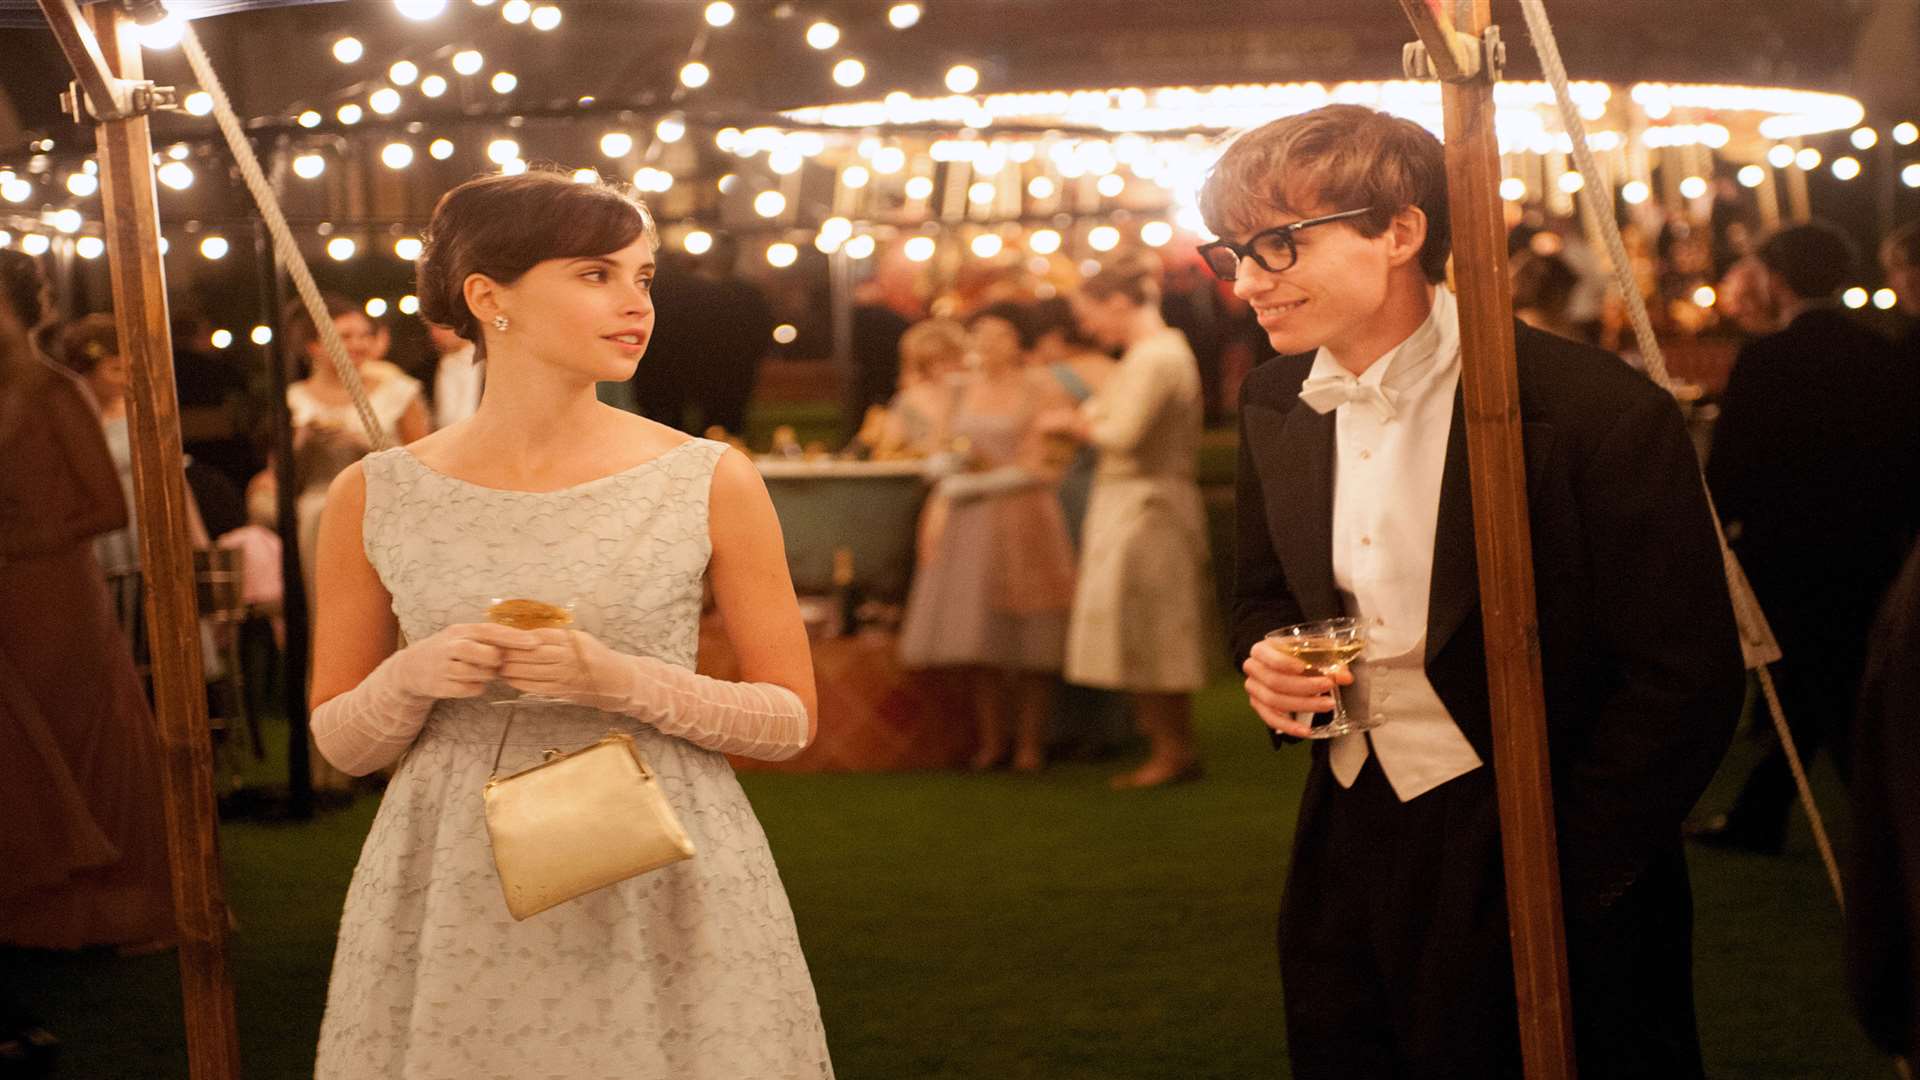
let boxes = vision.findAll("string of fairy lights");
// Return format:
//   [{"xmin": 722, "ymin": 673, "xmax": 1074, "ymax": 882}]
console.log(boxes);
[{"xmin": 1, "ymin": 0, "xmax": 1915, "ymax": 337}]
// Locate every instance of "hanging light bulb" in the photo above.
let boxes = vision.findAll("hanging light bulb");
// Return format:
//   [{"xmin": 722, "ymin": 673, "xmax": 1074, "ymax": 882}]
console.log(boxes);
[
  {"xmin": 1796, "ymin": 147, "xmax": 1822, "ymax": 170},
  {"xmin": 970, "ymin": 233, "xmax": 1003, "ymax": 258},
  {"xmin": 332, "ymin": 37, "xmax": 364, "ymax": 63},
  {"xmin": 429, "ymin": 138, "xmax": 456, "ymax": 160},
  {"xmin": 841, "ymin": 165, "xmax": 870, "ymax": 189},
  {"xmin": 1096, "ymin": 173, "xmax": 1125, "ymax": 198},
  {"xmin": 1, "ymin": 177, "xmax": 32, "ymax": 203},
  {"xmin": 683, "ymin": 229, "xmax": 713, "ymax": 255},
  {"xmin": 199, "ymin": 235, "xmax": 230, "ymax": 260},
  {"xmin": 600, "ymin": 131, "xmax": 633, "ymax": 157},
  {"xmin": 293, "ymin": 152, "xmax": 326, "ymax": 179},
  {"xmin": 1851, "ymin": 127, "xmax": 1878, "ymax": 150},
  {"xmin": 250, "ymin": 325, "xmax": 273, "ymax": 345},
  {"xmin": 399, "ymin": 295, "xmax": 420, "ymax": 315},
  {"xmin": 420, "ymin": 74, "xmax": 448, "ymax": 98},
  {"xmin": 53, "ymin": 209, "xmax": 82, "ymax": 233},
  {"xmin": 833, "ymin": 59, "xmax": 866, "ymax": 88},
  {"xmin": 704, "ymin": 1, "xmax": 734, "ymax": 27},
  {"xmin": 1831, "ymin": 156, "xmax": 1861, "ymax": 180},
  {"xmin": 655, "ymin": 115, "xmax": 686, "ymax": 143},
  {"xmin": 904, "ymin": 175, "xmax": 934, "ymax": 200},
  {"xmin": 530, "ymin": 5, "xmax": 561, "ymax": 31},
  {"xmin": 395, "ymin": 0, "xmax": 448, "ymax": 20},
  {"xmin": 903, "ymin": 235, "xmax": 936, "ymax": 261},
  {"xmin": 452, "ymin": 49, "xmax": 484, "ymax": 75},
  {"xmin": 501, "ymin": 0, "xmax": 530, "ymax": 23},
  {"xmin": 1027, "ymin": 176, "xmax": 1056, "ymax": 199},
  {"xmin": 772, "ymin": 324, "xmax": 798, "ymax": 345},
  {"xmin": 327, "ymin": 237, "xmax": 357, "ymax": 261},
  {"xmin": 157, "ymin": 161, "xmax": 195, "ymax": 190},
  {"xmin": 487, "ymin": 138, "xmax": 520, "ymax": 164},
  {"xmin": 845, "ymin": 234, "xmax": 876, "ymax": 260},
  {"xmin": 768, "ymin": 148, "xmax": 803, "ymax": 175},
  {"xmin": 945, "ymin": 64, "xmax": 979, "ymax": 93},
  {"xmin": 1087, "ymin": 225, "xmax": 1120, "ymax": 251},
  {"xmin": 1902, "ymin": 163, "xmax": 1920, "ymax": 188},
  {"xmin": 1140, "ymin": 221, "xmax": 1173, "ymax": 247},
  {"xmin": 395, "ymin": 236, "xmax": 424, "ymax": 260},
  {"xmin": 967, "ymin": 180, "xmax": 995, "ymax": 204},
  {"xmin": 887, "ymin": 3, "xmax": 921, "ymax": 29},
  {"xmin": 500, "ymin": 158, "xmax": 528, "ymax": 175},
  {"xmin": 75, "ymin": 236, "xmax": 104, "ymax": 259},
  {"xmin": 1498, "ymin": 177, "xmax": 1526, "ymax": 201},
  {"xmin": 1678, "ymin": 175, "xmax": 1708, "ymax": 199},
  {"xmin": 66, "ymin": 172, "xmax": 98, "ymax": 197},
  {"xmin": 297, "ymin": 110, "xmax": 322, "ymax": 128},
  {"xmin": 679, "ymin": 62, "xmax": 710, "ymax": 89},
  {"xmin": 753, "ymin": 190, "xmax": 787, "ymax": 218},
  {"xmin": 366, "ymin": 297, "xmax": 390, "ymax": 317},
  {"xmin": 184, "ymin": 91, "xmax": 213, "ymax": 116},
  {"xmin": 210, "ymin": 329, "xmax": 233, "ymax": 349},
  {"xmin": 337, "ymin": 103, "xmax": 363, "ymax": 124},
  {"xmin": 370, "ymin": 87, "xmax": 403, "ymax": 115},
  {"xmin": 136, "ymin": 12, "xmax": 185, "ymax": 49},
  {"xmin": 766, "ymin": 242, "xmax": 798, "ymax": 267},
  {"xmin": 1691, "ymin": 284, "xmax": 1716, "ymax": 308},
  {"xmin": 381, "ymin": 142, "xmax": 415, "ymax": 169},
  {"xmin": 1736, "ymin": 165, "xmax": 1765, "ymax": 188},
  {"xmin": 1557, "ymin": 171, "xmax": 1585, "ymax": 193},
  {"xmin": 1620, "ymin": 180, "xmax": 1650, "ymax": 204},
  {"xmin": 872, "ymin": 146, "xmax": 905, "ymax": 174},
  {"xmin": 491, "ymin": 71, "xmax": 518, "ymax": 94},
  {"xmin": 806, "ymin": 21, "xmax": 840, "ymax": 49},
  {"xmin": 1894, "ymin": 122, "xmax": 1920, "ymax": 146},
  {"xmin": 571, "ymin": 167, "xmax": 600, "ymax": 184},
  {"xmin": 389, "ymin": 61, "xmax": 420, "ymax": 86},
  {"xmin": 1843, "ymin": 287, "xmax": 1870, "ymax": 309}
]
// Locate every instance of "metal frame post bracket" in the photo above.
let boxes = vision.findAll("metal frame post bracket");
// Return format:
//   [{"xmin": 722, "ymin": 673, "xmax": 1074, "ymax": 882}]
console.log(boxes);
[{"xmin": 1403, "ymin": 24, "xmax": 1506, "ymax": 83}]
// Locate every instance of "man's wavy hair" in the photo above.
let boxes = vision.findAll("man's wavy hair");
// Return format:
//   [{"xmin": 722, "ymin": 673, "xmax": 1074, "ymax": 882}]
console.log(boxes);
[{"xmin": 1199, "ymin": 104, "xmax": 1452, "ymax": 283}]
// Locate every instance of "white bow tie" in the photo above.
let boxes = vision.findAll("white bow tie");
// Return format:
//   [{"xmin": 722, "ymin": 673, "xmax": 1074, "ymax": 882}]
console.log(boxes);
[{"xmin": 1298, "ymin": 376, "xmax": 1397, "ymax": 419}]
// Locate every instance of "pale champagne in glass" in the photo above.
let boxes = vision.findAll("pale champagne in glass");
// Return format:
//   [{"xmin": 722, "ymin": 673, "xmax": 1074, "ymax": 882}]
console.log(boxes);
[{"xmin": 1265, "ymin": 617, "xmax": 1375, "ymax": 739}]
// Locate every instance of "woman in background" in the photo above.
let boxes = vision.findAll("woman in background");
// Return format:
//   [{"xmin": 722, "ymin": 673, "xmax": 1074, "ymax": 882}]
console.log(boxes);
[
  {"xmin": 0, "ymin": 259, "xmax": 175, "ymax": 955},
  {"xmin": 872, "ymin": 316, "xmax": 969, "ymax": 457},
  {"xmin": 899, "ymin": 303, "xmax": 1077, "ymax": 772},
  {"xmin": 1041, "ymin": 262, "xmax": 1212, "ymax": 789}
]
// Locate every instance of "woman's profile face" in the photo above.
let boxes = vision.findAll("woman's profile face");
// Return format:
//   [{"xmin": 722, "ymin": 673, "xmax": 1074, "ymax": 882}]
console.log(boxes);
[
  {"xmin": 968, "ymin": 316, "xmax": 1023, "ymax": 372},
  {"xmin": 87, "ymin": 353, "xmax": 130, "ymax": 407},
  {"xmin": 1070, "ymin": 292, "xmax": 1129, "ymax": 351},
  {"xmin": 484, "ymin": 234, "xmax": 657, "ymax": 384},
  {"xmin": 307, "ymin": 312, "xmax": 381, "ymax": 372}
]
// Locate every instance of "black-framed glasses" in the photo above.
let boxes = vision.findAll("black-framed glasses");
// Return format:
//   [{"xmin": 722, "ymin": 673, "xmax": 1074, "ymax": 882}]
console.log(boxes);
[{"xmin": 1195, "ymin": 207, "xmax": 1376, "ymax": 281}]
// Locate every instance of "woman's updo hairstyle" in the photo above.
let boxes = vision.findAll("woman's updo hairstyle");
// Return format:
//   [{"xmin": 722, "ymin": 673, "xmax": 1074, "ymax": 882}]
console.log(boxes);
[
  {"xmin": 1079, "ymin": 258, "xmax": 1160, "ymax": 307},
  {"xmin": 416, "ymin": 169, "xmax": 657, "ymax": 359}
]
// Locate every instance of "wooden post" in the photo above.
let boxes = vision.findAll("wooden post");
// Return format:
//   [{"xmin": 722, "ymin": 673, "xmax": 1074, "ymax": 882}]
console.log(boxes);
[
  {"xmin": 1396, "ymin": 1, "xmax": 1578, "ymax": 1077},
  {"xmin": 55, "ymin": 4, "xmax": 245, "ymax": 1077}
]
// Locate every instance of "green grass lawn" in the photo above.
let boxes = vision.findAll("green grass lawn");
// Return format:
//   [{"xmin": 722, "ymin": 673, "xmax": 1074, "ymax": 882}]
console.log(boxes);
[{"xmin": 2, "ymin": 679, "xmax": 1889, "ymax": 1078}]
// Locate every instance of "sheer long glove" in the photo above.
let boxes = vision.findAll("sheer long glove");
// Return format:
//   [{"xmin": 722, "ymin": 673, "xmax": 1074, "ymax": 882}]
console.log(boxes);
[
  {"xmin": 498, "ymin": 629, "xmax": 812, "ymax": 762},
  {"xmin": 311, "ymin": 622, "xmax": 528, "ymax": 775}
]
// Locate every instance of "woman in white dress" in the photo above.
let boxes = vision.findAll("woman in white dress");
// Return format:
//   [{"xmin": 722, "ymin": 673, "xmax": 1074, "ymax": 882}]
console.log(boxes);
[
  {"xmin": 307, "ymin": 170, "xmax": 833, "ymax": 1078},
  {"xmin": 1040, "ymin": 261, "xmax": 1213, "ymax": 789}
]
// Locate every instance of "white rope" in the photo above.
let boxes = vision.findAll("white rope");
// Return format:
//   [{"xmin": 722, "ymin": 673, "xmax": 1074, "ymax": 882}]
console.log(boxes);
[{"xmin": 178, "ymin": 23, "xmax": 389, "ymax": 452}]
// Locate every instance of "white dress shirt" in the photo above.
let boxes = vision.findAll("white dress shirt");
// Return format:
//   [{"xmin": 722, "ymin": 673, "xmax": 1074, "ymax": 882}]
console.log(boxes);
[{"xmin": 1303, "ymin": 285, "xmax": 1483, "ymax": 801}]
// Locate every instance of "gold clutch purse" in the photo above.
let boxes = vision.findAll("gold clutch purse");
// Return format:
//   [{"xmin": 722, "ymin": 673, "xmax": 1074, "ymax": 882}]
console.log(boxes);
[{"xmin": 482, "ymin": 715, "xmax": 697, "ymax": 921}]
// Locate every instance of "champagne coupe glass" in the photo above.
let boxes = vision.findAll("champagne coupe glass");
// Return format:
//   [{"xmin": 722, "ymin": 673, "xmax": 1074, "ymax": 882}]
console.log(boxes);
[
  {"xmin": 486, "ymin": 594, "xmax": 596, "ymax": 706},
  {"xmin": 1264, "ymin": 617, "xmax": 1373, "ymax": 739}
]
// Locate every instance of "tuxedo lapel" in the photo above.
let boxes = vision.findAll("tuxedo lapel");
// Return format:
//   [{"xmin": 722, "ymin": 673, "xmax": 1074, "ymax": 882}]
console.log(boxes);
[
  {"xmin": 1424, "ymin": 381, "xmax": 1559, "ymax": 664},
  {"xmin": 1426, "ymin": 390, "xmax": 1478, "ymax": 664},
  {"xmin": 1243, "ymin": 399, "xmax": 1339, "ymax": 622}
]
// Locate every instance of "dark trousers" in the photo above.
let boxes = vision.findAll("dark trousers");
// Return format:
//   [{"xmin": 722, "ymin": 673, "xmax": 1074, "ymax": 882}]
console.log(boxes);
[
  {"xmin": 1725, "ymin": 642, "xmax": 1860, "ymax": 843},
  {"xmin": 1280, "ymin": 754, "xmax": 1704, "ymax": 1079}
]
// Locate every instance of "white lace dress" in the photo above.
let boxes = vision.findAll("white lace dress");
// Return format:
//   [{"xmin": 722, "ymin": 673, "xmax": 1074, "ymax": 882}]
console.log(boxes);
[{"xmin": 314, "ymin": 440, "xmax": 834, "ymax": 1080}]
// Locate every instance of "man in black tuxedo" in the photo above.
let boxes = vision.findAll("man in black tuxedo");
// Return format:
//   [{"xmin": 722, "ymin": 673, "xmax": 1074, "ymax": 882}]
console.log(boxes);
[
  {"xmin": 1213, "ymin": 105, "xmax": 1745, "ymax": 1077},
  {"xmin": 1692, "ymin": 222, "xmax": 1920, "ymax": 853}
]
